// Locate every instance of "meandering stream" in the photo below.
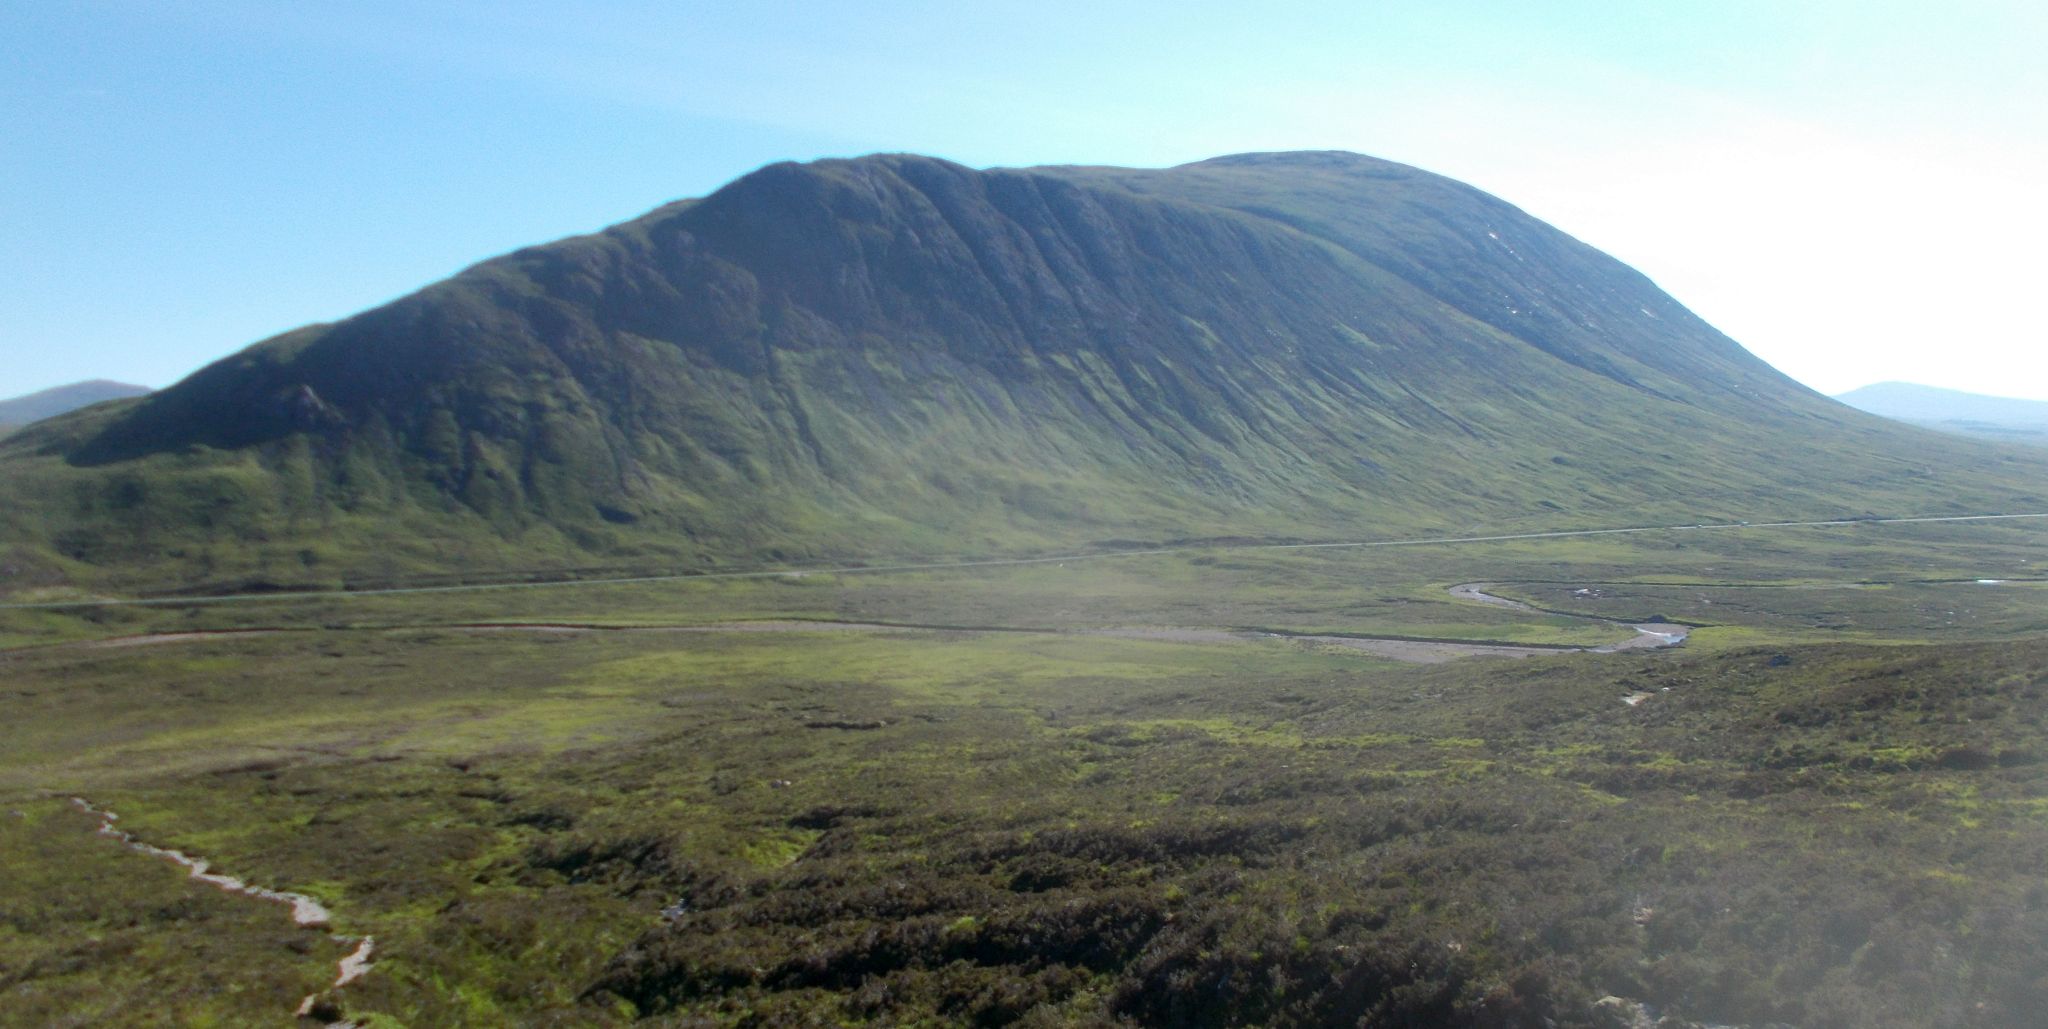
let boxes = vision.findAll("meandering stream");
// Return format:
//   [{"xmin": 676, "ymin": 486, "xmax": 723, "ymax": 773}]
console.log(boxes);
[
  {"xmin": 29, "ymin": 599, "xmax": 1690, "ymax": 666},
  {"xmin": 1446, "ymin": 583, "xmax": 1691, "ymax": 677}
]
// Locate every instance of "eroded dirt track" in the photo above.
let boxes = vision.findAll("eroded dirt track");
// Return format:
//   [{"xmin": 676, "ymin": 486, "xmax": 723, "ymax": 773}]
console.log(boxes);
[{"xmin": 70, "ymin": 799, "xmax": 372, "ymax": 1025}]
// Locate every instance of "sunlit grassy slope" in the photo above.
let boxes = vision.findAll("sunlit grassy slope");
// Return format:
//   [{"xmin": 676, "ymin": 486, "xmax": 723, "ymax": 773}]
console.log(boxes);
[{"xmin": 3, "ymin": 152, "xmax": 2042, "ymax": 593}]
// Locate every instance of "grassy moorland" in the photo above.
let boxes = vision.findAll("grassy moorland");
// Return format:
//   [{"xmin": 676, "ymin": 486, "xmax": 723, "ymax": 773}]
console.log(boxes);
[
  {"xmin": 3, "ymin": 515, "xmax": 2040, "ymax": 648},
  {"xmin": 2, "ymin": 519, "xmax": 2046, "ymax": 1027},
  {"xmin": 6, "ymin": 151, "xmax": 2045, "ymax": 1028}
]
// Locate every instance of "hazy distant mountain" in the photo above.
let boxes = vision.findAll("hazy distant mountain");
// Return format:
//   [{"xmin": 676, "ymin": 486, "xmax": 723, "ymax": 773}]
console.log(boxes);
[
  {"xmin": 1836, "ymin": 382, "xmax": 2048, "ymax": 446},
  {"xmin": 0, "ymin": 380, "xmax": 150, "ymax": 434},
  {"xmin": 3, "ymin": 152, "xmax": 2043, "ymax": 591}
]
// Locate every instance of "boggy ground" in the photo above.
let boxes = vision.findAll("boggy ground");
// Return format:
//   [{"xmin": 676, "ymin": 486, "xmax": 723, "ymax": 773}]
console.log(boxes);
[
  {"xmin": 3, "ymin": 622, "xmax": 2046, "ymax": 1026},
  {"xmin": 3, "ymin": 522, "xmax": 2046, "ymax": 1026}
]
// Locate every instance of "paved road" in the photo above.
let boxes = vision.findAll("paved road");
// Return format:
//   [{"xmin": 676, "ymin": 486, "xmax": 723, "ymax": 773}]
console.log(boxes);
[{"xmin": 3, "ymin": 511, "xmax": 2043, "ymax": 611}]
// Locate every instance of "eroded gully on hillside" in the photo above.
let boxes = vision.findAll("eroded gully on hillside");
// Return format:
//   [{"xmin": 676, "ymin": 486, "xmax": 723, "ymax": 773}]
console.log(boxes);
[{"xmin": 68, "ymin": 798, "xmax": 372, "ymax": 1026}]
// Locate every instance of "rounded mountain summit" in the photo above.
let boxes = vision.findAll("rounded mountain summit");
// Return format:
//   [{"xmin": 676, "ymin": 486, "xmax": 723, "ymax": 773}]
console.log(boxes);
[{"xmin": 4, "ymin": 152, "xmax": 2040, "ymax": 591}]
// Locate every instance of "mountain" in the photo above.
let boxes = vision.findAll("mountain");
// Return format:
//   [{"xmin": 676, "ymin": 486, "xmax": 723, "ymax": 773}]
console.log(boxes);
[
  {"xmin": 3, "ymin": 152, "xmax": 2044, "ymax": 592},
  {"xmin": 1837, "ymin": 382, "xmax": 2048, "ymax": 446},
  {"xmin": 0, "ymin": 380, "xmax": 150, "ymax": 435}
]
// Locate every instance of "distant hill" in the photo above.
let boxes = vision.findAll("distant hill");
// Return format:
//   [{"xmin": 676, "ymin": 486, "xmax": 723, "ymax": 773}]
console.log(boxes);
[
  {"xmin": 3, "ymin": 152, "xmax": 2044, "ymax": 592},
  {"xmin": 1836, "ymin": 382, "xmax": 2048, "ymax": 446},
  {"xmin": 0, "ymin": 380, "xmax": 150, "ymax": 436}
]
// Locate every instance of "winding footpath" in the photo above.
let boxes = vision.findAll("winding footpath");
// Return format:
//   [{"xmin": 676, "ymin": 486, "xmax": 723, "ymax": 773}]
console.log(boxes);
[{"xmin": 69, "ymin": 798, "xmax": 372, "ymax": 1025}]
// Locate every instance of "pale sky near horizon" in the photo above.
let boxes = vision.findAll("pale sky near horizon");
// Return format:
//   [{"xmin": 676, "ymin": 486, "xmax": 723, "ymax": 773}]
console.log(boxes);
[{"xmin": 5, "ymin": 1, "xmax": 2045, "ymax": 401}]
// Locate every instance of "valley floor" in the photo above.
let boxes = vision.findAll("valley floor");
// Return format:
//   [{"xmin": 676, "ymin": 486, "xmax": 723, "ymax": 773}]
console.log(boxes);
[{"xmin": 2, "ymin": 517, "xmax": 2045, "ymax": 1026}]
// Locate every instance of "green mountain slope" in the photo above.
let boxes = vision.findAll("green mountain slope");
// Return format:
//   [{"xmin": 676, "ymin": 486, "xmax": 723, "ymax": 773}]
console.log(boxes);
[{"xmin": 3, "ymin": 152, "xmax": 2043, "ymax": 592}]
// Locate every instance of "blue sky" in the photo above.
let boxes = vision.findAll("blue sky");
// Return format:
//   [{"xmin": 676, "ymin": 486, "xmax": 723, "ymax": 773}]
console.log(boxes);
[{"xmin": 5, "ymin": 1, "xmax": 2045, "ymax": 399}]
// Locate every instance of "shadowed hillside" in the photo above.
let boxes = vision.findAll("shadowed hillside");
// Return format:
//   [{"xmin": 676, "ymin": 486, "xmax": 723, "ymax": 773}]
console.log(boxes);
[{"xmin": 3, "ymin": 153, "xmax": 2042, "ymax": 592}]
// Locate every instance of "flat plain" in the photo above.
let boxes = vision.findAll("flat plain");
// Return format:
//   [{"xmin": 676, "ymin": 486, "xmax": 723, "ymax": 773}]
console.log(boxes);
[{"xmin": 4, "ymin": 515, "xmax": 2046, "ymax": 1026}]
